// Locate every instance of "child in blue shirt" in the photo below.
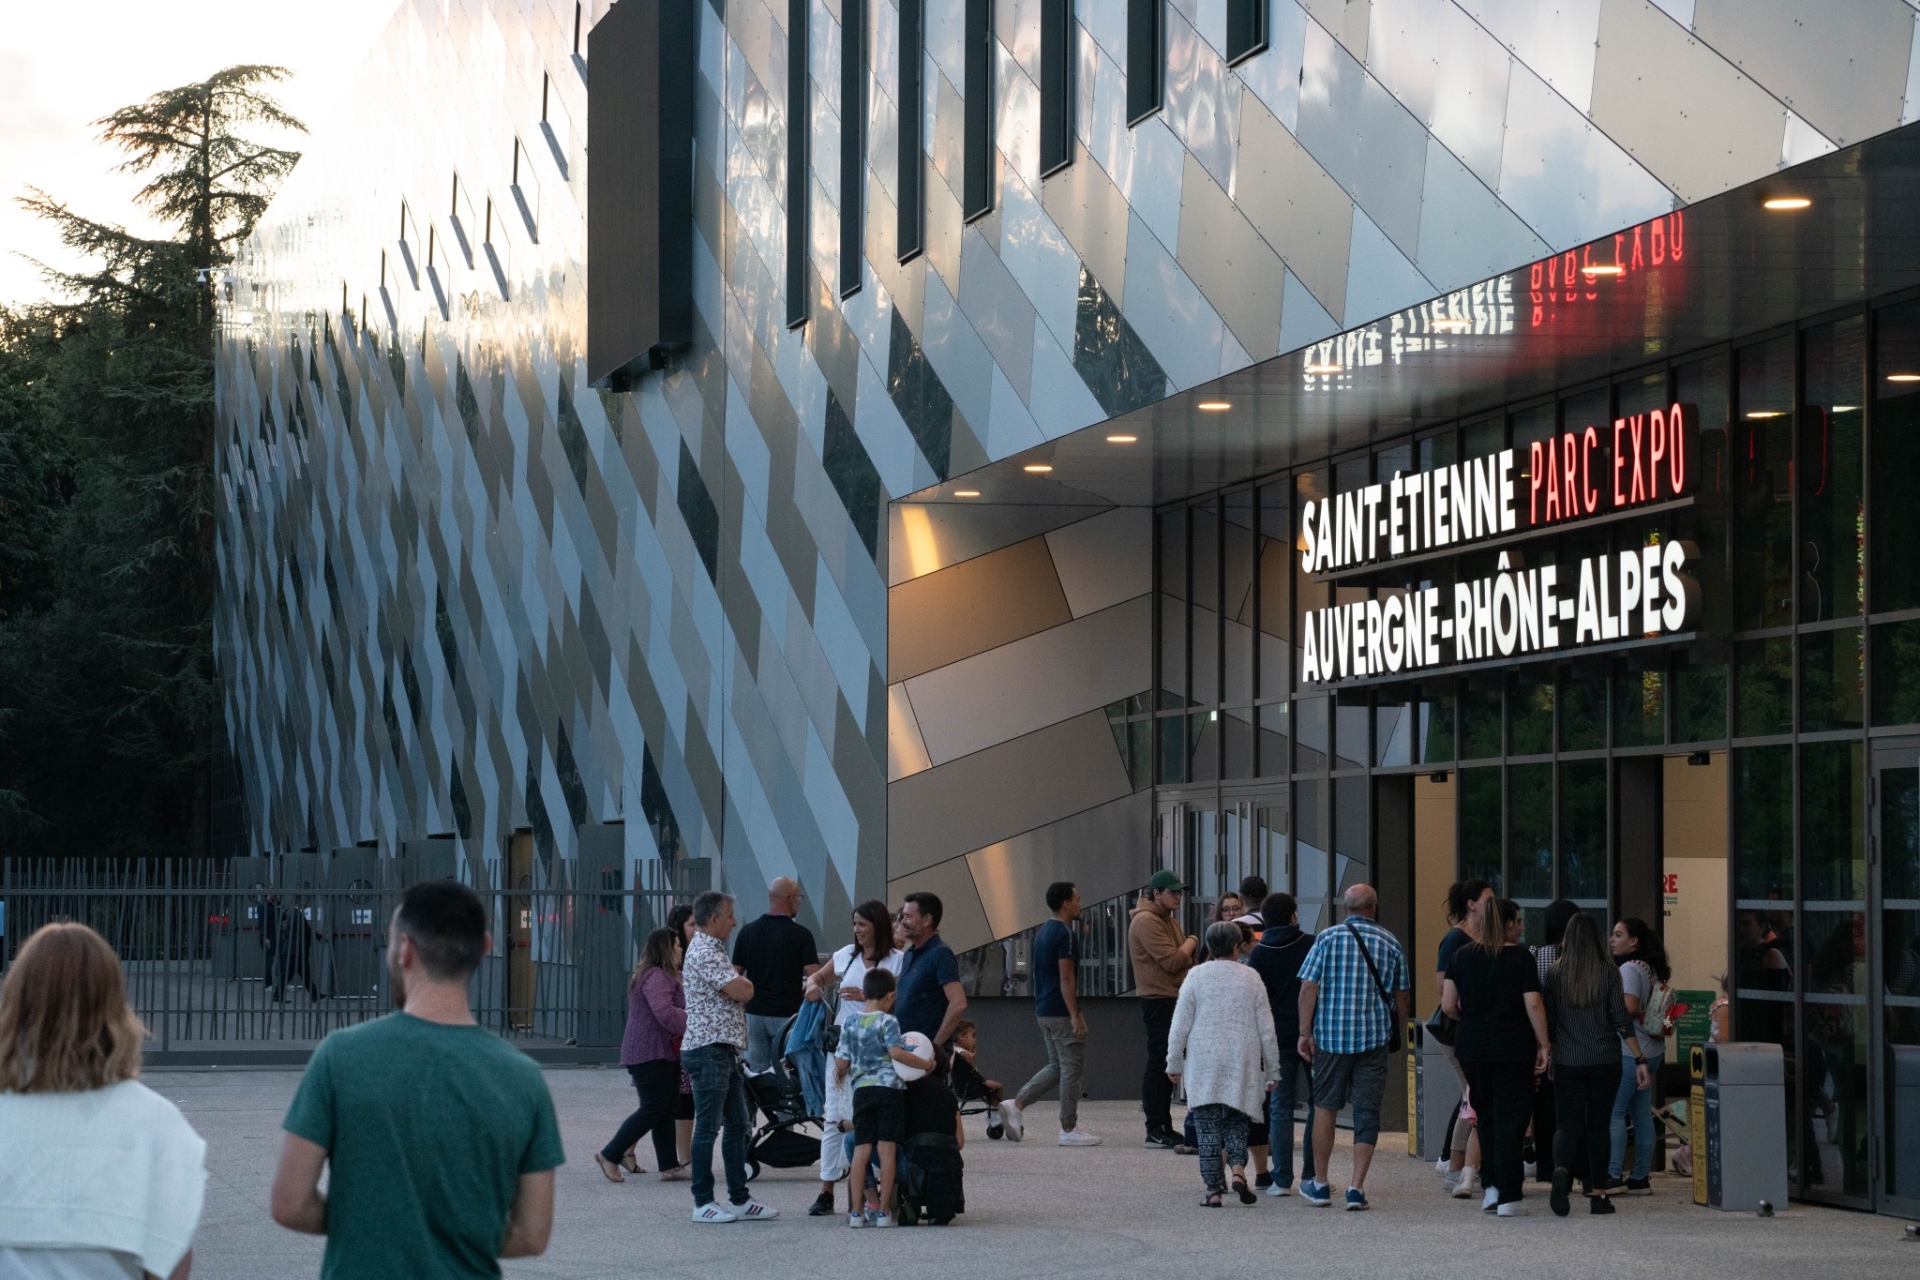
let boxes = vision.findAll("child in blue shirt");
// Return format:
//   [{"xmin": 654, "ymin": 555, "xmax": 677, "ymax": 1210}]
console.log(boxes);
[{"xmin": 833, "ymin": 967, "xmax": 932, "ymax": 1227}]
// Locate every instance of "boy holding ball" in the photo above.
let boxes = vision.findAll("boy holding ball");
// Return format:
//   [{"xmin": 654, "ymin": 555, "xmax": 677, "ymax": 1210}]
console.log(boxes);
[{"xmin": 834, "ymin": 968, "xmax": 932, "ymax": 1227}]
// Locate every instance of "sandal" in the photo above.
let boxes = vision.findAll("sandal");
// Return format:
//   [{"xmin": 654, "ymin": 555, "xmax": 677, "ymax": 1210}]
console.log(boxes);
[
  {"xmin": 1200, "ymin": 1192, "xmax": 1223, "ymax": 1208},
  {"xmin": 593, "ymin": 1152, "xmax": 626, "ymax": 1183},
  {"xmin": 620, "ymin": 1152, "xmax": 643, "ymax": 1175},
  {"xmin": 1233, "ymin": 1177, "xmax": 1257, "ymax": 1205},
  {"xmin": 659, "ymin": 1166, "xmax": 691, "ymax": 1182}
]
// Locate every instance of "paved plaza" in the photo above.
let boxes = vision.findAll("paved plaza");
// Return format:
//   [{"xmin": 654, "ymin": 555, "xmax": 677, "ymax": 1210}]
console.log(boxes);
[{"xmin": 154, "ymin": 1067, "xmax": 1916, "ymax": 1279}]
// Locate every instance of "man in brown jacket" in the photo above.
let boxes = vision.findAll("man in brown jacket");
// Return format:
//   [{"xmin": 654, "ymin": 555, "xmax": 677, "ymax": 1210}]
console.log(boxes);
[{"xmin": 1128, "ymin": 869, "xmax": 1199, "ymax": 1147}]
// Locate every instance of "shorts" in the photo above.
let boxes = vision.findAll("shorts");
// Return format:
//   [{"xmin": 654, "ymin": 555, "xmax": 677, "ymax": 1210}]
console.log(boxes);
[
  {"xmin": 852, "ymin": 1085, "xmax": 906, "ymax": 1145},
  {"xmin": 1310, "ymin": 1047, "xmax": 1388, "ymax": 1145}
]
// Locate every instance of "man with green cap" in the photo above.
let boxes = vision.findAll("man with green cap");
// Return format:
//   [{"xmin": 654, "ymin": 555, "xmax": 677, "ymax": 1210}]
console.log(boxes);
[{"xmin": 1128, "ymin": 869, "xmax": 1200, "ymax": 1147}]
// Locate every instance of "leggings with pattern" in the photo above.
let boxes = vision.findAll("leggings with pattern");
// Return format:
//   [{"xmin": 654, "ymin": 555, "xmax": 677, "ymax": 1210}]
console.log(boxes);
[{"xmin": 1191, "ymin": 1103, "xmax": 1253, "ymax": 1195}]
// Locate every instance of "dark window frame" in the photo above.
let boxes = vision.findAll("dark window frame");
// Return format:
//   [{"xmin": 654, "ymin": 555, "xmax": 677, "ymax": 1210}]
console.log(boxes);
[
  {"xmin": 840, "ymin": 0, "xmax": 867, "ymax": 298},
  {"xmin": 962, "ymin": 0, "xmax": 994, "ymax": 220},
  {"xmin": 1126, "ymin": 0, "xmax": 1162, "ymax": 125},
  {"xmin": 1039, "ymin": 0, "xmax": 1075, "ymax": 177},
  {"xmin": 1225, "ymin": 0, "xmax": 1268, "ymax": 65},
  {"xmin": 897, "ymin": 0, "xmax": 924, "ymax": 262},
  {"xmin": 786, "ymin": 0, "xmax": 810, "ymax": 328}
]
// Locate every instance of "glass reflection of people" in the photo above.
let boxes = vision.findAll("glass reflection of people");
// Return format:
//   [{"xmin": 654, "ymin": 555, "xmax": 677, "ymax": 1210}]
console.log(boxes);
[{"xmin": 1735, "ymin": 909, "xmax": 1800, "ymax": 1186}]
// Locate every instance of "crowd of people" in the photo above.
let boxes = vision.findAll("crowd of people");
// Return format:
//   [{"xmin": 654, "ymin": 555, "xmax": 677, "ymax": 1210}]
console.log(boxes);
[{"xmin": 0, "ymin": 868, "xmax": 1690, "ymax": 1274}]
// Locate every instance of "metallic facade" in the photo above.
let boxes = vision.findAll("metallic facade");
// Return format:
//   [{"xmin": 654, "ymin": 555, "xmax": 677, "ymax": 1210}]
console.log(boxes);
[{"xmin": 217, "ymin": 0, "xmax": 1920, "ymax": 948}]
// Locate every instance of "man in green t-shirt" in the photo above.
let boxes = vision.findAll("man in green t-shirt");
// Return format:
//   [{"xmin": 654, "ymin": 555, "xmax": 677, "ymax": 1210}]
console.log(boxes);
[{"xmin": 270, "ymin": 880, "xmax": 564, "ymax": 1278}]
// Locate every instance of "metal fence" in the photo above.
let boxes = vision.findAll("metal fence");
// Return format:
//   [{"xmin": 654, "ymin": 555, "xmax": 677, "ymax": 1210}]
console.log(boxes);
[
  {"xmin": 959, "ymin": 885, "xmax": 1143, "ymax": 1000},
  {"xmin": 0, "ymin": 856, "xmax": 702, "ymax": 1052}
]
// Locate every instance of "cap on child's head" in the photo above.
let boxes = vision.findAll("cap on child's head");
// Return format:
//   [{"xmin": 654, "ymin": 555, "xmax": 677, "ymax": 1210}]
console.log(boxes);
[{"xmin": 862, "ymin": 967, "xmax": 896, "ymax": 1000}]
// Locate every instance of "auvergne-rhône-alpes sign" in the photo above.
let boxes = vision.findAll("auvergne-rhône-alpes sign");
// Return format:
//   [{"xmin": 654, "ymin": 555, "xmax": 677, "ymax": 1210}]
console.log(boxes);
[{"xmin": 1298, "ymin": 404, "xmax": 1701, "ymax": 686}]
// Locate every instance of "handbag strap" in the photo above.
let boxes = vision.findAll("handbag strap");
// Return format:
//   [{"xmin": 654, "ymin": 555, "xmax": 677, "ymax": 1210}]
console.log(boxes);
[{"xmin": 1344, "ymin": 920, "xmax": 1394, "ymax": 1014}]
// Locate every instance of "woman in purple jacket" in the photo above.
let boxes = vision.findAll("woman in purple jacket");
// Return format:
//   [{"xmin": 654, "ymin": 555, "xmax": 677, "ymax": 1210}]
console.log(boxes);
[{"xmin": 596, "ymin": 927, "xmax": 690, "ymax": 1182}]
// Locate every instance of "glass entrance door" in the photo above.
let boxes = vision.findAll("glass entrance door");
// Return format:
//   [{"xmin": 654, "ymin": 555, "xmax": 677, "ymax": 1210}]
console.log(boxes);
[
  {"xmin": 1873, "ymin": 740, "xmax": 1920, "ymax": 1216},
  {"xmin": 1156, "ymin": 792, "xmax": 1289, "ymax": 938}
]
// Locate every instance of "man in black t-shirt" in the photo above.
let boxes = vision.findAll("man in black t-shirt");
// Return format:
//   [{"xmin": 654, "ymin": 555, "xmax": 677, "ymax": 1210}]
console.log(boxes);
[{"xmin": 732, "ymin": 878, "xmax": 819, "ymax": 1073}]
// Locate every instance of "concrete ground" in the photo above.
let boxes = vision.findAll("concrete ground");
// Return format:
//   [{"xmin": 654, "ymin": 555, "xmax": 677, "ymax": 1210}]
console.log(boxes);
[{"xmin": 154, "ymin": 1068, "xmax": 1916, "ymax": 1279}]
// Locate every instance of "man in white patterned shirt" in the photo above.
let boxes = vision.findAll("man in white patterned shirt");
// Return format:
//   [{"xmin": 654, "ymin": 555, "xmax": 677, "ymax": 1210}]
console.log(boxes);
[{"xmin": 681, "ymin": 891, "xmax": 779, "ymax": 1224}]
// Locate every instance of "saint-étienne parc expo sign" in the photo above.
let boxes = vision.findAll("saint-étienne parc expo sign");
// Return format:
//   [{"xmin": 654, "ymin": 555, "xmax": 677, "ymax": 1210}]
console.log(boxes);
[{"xmin": 1298, "ymin": 404, "xmax": 1702, "ymax": 687}]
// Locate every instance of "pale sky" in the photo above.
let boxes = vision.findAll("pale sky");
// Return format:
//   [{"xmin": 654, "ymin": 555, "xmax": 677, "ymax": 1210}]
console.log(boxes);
[{"xmin": 0, "ymin": 0, "xmax": 403, "ymax": 306}]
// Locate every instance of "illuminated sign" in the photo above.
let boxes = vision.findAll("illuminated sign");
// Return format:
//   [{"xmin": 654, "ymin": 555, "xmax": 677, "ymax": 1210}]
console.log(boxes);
[{"xmin": 1298, "ymin": 404, "xmax": 1703, "ymax": 686}]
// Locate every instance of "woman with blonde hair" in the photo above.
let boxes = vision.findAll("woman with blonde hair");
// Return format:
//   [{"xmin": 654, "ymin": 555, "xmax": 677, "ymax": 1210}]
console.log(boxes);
[
  {"xmin": 1443, "ymin": 898, "xmax": 1550, "ymax": 1216},
  {"xmin": 0, "ymin": 922, "xmax": 207, "ymax": 1278},
  {"xmin": 597, "ymin": 925, "xmax": 691, "ymax": 1182}
]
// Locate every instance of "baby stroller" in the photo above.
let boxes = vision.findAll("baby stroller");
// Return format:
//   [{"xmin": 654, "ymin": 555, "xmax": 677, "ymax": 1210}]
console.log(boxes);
[{"xmin": 739, "ymin": 1058, "xmax": 824, "ymax": 1181}]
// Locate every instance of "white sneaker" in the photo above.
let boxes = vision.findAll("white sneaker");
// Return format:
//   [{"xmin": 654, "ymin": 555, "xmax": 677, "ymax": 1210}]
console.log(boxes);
[
  {"xmin": 1058, "ymin": 1128, "xmax": 1102, "ymax": 1147},
  {"xmin": 1482, "ymin": 1186, "xmax": 1501, "ymax": 1211},
  {"xmin": 1497, "ymin": 1202, "xmax": 1529, "ymax": 1217},
  {"xmin": 691, "ymin": 1202, "xmax": 737, "ymax": 1223},
  {"xmin": 1435, "ymin": 1156, "xmax": 1451, "ymax": 1176},
  {"xmin": 847, "ymin": 1212, "xmax": 866, "ymax": 1229},
  {"xmin": 734, "ymin": 1198, "xmax": 779, "ymax": 1220},
  {"xmin": 1266, "ymin": 1180, "xmax": 1291, "ymax": 1197},
  {"xmin": 999, "ymin": 1100, "xmax": 1025, "ymax": 1142},
  {"xmin": 1442, "ymin": 1170, "xmax": 1461, "ymax": 1194},
  {"xmin": 1451, "ymin": 1170, "xmax": 1481, "ymax": 1199},
  {"xmin": 870, "ymin": 1212, "xmax": 896, "ymax": 1228}
]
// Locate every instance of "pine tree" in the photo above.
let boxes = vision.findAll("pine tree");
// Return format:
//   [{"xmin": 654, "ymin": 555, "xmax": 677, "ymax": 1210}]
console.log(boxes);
[{"xmin": 0, "ymin": 66, "xmax": 303, "ymax": 856}]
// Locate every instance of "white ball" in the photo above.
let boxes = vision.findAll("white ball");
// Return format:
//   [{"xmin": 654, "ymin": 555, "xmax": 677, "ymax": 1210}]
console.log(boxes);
[{"xmin": 895, "ymin": 1031, "xmax": 934, "ymax": 1082}]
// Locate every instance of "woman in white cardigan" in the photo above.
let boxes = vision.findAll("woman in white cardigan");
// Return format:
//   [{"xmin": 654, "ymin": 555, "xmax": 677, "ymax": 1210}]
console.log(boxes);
[
  {"xmin": 1167, "ymin": 922, "xmax": 1283, "ymax": 1206},
  {"xmin": 0, "ymin": 922, "xmax": 208, "ymax": 1279}
]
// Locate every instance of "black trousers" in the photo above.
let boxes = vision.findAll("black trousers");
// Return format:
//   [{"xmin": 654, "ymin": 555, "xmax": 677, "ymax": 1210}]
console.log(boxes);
[
  {"xmin": 601, "ymin": 1059, "xmax": 683, "ymax": 1170},
  {"xmin": 1551, "ymin": 1060, "xmax": 1622, "ymax": 1193},
  {"xmin": 1462, "ymin": 1059, "xmax": 1534, "ymax": 1205},
  {"xmin": 1140, "ymin": 997, "xmax": 1178, "ymax": 1133},
  {"xmin": 1531, "ymin": 1071, "xmax": 1557, "ymax": 1182}
]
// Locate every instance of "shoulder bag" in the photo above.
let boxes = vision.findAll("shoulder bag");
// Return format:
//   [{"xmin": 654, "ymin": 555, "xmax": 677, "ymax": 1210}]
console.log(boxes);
[{"xmin": 1345, "ymin": 920, "xmax": 1404, "ymax": 1054}]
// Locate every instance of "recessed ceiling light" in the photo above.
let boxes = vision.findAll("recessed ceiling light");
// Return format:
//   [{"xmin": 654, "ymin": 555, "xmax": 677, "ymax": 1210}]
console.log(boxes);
[
  {"xmin": 1888, "ymin": 373, "xmax": 1920, "ymax": 383},
  {"xmin": 1106, "ymin": 434, "xmax": 1138, "ymax": 443},
  {"xmin": 953, "ymin": 489, "xmax": 980, "ymax": 497},
  {"xmin": 1745, "ymin": 410, "xmax": 1786, "ymax": 419},
  {"xmin": 1022, "ymin": 463, "xmax": 1053, "ymax": 474},
  {"xmin": 1763, "ymin": 196, "xmax": 1812, "ymax": 211},
  {"xmin": 1581, "ymin": 263, "xmax": 1624, "ymax": 277},
  {"xmin": 1196, "ymin": 400, "xmax": 1232, "ymax": 411},
  {"xmin": 1303, "ymin": 362, "xmax": 1342, "ymax": 375}
]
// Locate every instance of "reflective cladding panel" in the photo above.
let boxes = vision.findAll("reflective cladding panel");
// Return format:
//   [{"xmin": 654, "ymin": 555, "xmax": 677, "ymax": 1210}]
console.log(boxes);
[{"xmin": 220, "ymin": 0, "xmax": 1920, "ymax": 966}]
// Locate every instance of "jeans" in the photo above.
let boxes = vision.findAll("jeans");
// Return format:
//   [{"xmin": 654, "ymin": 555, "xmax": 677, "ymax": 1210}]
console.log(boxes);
[
  {"xmin": 601, "ymin": 1059, "xmax": 683, "ymax": 1170},
  {"xmin": 1140, "ymin": 997, "xmax": 1178, "ymax": 1133},
  {"xmin": 1462, "ymin": 1059, "xmax": 1533, "ymax": 1206},
  {"xmin": 1014, "ymin": 1015, "xmax": 1086, "ymax": 1131},
  {"xmin": 1267, "ymin": 1056, "xmax": 1316, "ymax": 1188},
  {"xmin": 1553, "ymin": 1060, "xmax": 1622, "ymax": 1192},
  {"xmin": 1609, "ymin": 1050, "xmax": 1663, "ymax": 1181},
  {"xmin": 745, "ymin": 1013, "xmax": 788, "ymax": 1073},
  {"xmin": 789, "ymin": 1039, "xmax": 826, "ymax": 1119},
  {"xmin": 683, "ymin": 1043, "xmax": 752, "ymax": 1207},
  {"xmin": 1191, "ymin": 1104, "xmax": 1252, "ymax": 1196}
]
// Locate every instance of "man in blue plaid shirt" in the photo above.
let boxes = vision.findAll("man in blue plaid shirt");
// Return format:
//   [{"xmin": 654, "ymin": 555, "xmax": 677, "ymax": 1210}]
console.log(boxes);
[{"xmin": 1295, "ymin": 884, "xmax": 1410, "ymax": 1211}]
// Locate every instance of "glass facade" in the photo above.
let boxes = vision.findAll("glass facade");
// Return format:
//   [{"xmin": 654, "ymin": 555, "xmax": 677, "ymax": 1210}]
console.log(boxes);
[{"xmin": 1147, "ymin": 294, "xmax": 1920, "ymax": 1213}]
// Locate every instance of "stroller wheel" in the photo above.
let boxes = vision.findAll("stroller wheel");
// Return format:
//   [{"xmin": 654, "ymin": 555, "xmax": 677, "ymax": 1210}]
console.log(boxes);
[{"xmin": 746, "ymin": 1158, "xmax": 762, "ymax": 1182}]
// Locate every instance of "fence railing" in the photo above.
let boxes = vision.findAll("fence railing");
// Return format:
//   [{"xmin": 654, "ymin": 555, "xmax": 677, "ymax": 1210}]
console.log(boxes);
[
  {"xmin": 0, "ymin": 857, "xmax": 701, "ymax": 1051},
  {"xmin": 958, "ymin": 884, "xmax": 1143, "ymax": 1000}
]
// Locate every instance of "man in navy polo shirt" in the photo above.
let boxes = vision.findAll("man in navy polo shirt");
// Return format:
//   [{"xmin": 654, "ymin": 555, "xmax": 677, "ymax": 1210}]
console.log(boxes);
[{"xmin": 894, "ymin": 892, "xmax": 967, "ymax": 1047}]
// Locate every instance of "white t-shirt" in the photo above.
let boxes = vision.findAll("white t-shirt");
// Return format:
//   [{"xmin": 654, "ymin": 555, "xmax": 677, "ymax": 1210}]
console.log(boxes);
[
  {"xmin": 828, "ymin": 943, "xmax": 905, "ymax": 1029},
  {"xmin": 0, "ymin": 1248, "xmax": 142, "ymax": 1280}
]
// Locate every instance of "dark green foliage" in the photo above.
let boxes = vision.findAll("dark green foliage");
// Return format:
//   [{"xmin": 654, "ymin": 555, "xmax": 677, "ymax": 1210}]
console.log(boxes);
[{"xmin": 0, "ymin": 67, "xmax": 302, "ymax": 855}]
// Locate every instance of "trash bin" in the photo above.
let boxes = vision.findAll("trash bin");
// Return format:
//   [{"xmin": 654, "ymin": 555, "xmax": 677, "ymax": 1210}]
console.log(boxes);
[
  {"xmin": 1700, "ymin": 1042, "xmax": 1788, "ymax": 1211},
  {"xmin": 1406, "ymin": 1019, "xmax": 1463, "ymax": 1162}
]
